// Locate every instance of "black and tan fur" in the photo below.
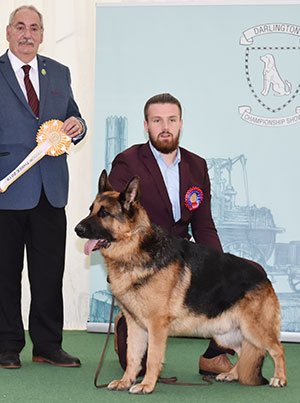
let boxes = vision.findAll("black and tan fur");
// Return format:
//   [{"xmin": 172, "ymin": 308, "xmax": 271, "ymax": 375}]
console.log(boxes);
[{"xmin": 75, "ymin": 170, "xmax": 287, "ymax": 394}]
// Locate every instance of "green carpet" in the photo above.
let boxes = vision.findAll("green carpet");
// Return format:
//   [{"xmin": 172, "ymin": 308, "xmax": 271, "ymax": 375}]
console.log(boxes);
[{"xmin": 0, "ymin": 331, "xmax": 299, "ymax": 403}]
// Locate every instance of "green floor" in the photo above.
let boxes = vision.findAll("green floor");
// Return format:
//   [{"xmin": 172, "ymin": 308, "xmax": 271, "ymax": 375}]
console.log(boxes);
[{"xmin": 0, "ymin": 331, "xmax": 299, "ymax": 403}]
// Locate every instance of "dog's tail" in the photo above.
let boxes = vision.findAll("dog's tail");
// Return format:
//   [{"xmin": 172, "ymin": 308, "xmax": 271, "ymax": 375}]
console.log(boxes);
[{"xmin": 237, "ymin": 340, "xmax": 268, "ymax": 386}]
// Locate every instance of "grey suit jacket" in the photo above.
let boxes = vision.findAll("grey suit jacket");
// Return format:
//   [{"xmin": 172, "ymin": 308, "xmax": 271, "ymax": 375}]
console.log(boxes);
[{"xmin": 0, "ymin": 50, "xmax": 86, "ymax": 209}]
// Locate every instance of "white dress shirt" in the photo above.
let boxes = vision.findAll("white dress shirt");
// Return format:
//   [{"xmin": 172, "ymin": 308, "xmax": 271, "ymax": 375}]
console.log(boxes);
[{"xmin": 7, "ymin": 49, "xmax": 40, "ymax": 100}]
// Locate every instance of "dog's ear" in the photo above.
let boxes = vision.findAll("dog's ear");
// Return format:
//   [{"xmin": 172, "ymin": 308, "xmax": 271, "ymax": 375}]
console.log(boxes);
[
  {"xmin": 119, "ymin": 176, "xmax": 140, "ymax": 213},
  {"xmin": 98, "ymin": 169, "xmax": 113, "ymax": 194}
]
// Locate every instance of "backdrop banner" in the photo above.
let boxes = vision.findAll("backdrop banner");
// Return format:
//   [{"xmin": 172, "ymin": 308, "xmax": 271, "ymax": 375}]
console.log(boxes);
[{"xmin": 89, "ymin": 2, "xmax": 300, "ymax": 341}]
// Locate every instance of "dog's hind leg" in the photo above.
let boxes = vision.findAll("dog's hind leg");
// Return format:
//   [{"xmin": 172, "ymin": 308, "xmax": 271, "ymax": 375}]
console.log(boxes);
[
  {"xmin": 242, "ymin": 337, "xmax": 286, "ymax": 387},
  {"xmin": 266, "ymin": 339, "xmax": 286, "ymax": 387},
  {"xmin": 108, "ymin": 317, "xmax": 148, "ymax": 392},
  {"xmin": 236, "ymin": 340, "xmax": 268, "ymax": 386},
  {"xmin": 240, "ymin": 335, "xmax": 286, "ymax": 387},
  {"xmin": 237, "ymin": 288, "xmax": 287, "ymax": 387},
  {"xmin": 129, "ymin": 317, "xmax": 170, "ymax": 394}
]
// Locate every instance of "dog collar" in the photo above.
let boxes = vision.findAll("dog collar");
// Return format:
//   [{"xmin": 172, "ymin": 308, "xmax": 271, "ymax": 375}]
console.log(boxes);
[{"xmin": 132, "ymin": 225, "xmax": 144, "ymax": 235}]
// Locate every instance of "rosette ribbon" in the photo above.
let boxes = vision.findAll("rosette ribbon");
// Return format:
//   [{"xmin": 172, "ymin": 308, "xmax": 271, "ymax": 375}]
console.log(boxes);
[{"xmin": 0, "ymin": 120, "xmax": 71, "ymax": 193}]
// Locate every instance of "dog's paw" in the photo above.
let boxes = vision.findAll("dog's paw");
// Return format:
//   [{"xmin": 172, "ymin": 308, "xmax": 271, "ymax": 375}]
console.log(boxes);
[
  {"xmin": 129, "ymin": 382, "xmax": 154, "ymax": 394},
  {"xmin": 107, "ymin": 379, "xmax": 132, "ymax": 391},
  {"xmin": 216, "ymin": 372, "xmax": 238, "ymax": 383},
  {"xmin": 269, "ymin": 377, "xmax": 287, "ymax": 387}
]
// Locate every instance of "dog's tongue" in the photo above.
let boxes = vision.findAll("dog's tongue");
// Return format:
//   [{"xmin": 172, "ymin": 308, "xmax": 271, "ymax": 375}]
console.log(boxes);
[{"xmin": 84, "ymin": 239, "xmax": 99, "ymax": 256}]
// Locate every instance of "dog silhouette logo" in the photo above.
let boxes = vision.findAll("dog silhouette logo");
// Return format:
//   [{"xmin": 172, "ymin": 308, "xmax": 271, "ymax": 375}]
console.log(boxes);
[{"xmin": 239, "ymin": 23, "xmax": 300, "ymax": 127}]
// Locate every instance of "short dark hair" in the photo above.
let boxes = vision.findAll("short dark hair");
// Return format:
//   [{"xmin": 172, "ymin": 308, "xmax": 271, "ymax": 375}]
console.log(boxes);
[{"xmin": 144, "ymin": 93, "xmax": 182, "ymax": 121}]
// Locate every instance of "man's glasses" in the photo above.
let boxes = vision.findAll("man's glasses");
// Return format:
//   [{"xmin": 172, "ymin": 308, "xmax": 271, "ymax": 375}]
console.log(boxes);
[{"xmin": 12, "ymin": 23, "xmax": 42, "ymax": 34}]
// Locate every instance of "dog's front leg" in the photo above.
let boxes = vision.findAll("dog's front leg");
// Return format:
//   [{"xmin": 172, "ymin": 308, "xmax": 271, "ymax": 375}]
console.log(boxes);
[
  {"xmin": 261, "ymin": 77, "xmax": 270, "ymax": 96},
  {"xmin": 108, "ymin": 316, "xmax": 148, "ymax": 392},
  {"xmin": 129, "ymin": 318, "xmax": 169, "ymax": 394}
]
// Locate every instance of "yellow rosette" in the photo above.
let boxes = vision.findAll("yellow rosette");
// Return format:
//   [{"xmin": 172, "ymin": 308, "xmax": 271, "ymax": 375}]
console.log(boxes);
[
  {"xmin": 0, "ymin": 120, "xmax": 71, "ymax": 193},
  {"xmin": 36, "ymin": 119, "xmax": 71, "ymax": 156}
]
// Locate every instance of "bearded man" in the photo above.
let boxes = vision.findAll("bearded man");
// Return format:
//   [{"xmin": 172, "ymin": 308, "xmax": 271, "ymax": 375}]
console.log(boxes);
[{"xmin": 107, "ymin": 92, "xmax": 239, "ymax": 376}]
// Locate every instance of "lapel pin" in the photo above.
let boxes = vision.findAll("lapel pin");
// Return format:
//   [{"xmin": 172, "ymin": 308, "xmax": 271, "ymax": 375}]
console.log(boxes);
[{"xmin": 41, "ymin": 68, "xmax": 46, "ymax": 76}]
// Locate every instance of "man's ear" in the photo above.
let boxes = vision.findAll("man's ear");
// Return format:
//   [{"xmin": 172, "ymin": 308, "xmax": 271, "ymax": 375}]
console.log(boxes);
[
  {"xmin": 40, "ymin": 28, "xmax": 44, "ymax": 44},
  {"xmin": 144, "ymin": 120, "xmax": 149, "ymax": 133},
  {"xmin": 6, "ymin": 25, "xmax": 11, "ymax": 42}
]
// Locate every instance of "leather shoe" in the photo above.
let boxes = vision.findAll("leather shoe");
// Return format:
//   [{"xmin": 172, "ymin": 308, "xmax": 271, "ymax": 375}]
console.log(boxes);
[
  {"xmin": 32, "ymin": 348, "xmax": 81, "ymax": 367},
  {"xmin": 199, "ymin": 354, "xmax": 233, "ymax": 376},
  {"xmin": 0, "ymin": 351, "xmax": 21, "ymax": 369}
]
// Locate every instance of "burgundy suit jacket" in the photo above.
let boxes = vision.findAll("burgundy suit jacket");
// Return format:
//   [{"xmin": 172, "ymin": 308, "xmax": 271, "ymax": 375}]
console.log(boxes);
[{"xmin": 108, "ymin": 142, "xmax": 223, "ymax": 253}]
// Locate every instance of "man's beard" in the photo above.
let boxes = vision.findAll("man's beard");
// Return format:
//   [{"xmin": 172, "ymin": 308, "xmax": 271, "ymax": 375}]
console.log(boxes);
[{"xmin": 149, "ymin": 130, "xmax": 180, "ymax": 154}]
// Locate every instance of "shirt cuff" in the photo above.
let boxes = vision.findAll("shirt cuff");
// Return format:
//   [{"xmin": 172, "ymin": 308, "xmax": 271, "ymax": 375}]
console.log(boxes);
[{"xmin": 72, "ymin": 117, "xmax": 87, "ymax": 144}]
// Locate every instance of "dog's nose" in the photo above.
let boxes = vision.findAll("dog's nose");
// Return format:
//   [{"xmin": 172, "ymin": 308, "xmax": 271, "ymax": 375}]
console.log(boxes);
[{"xmin": 75, "ymin": 223, "xmax": 85, "ymax": 237}]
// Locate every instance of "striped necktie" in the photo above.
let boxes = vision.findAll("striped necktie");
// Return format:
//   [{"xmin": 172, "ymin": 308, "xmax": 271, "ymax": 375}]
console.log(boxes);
[{"xmin": 22, "ymin": 65, "xmax": 39, "ymax": 118}]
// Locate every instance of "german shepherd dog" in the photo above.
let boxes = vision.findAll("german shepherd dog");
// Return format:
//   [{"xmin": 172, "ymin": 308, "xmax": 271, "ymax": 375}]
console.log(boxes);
[{"xmin": 75, "ymin": 170, "xmax": 287, "ymax": 394}]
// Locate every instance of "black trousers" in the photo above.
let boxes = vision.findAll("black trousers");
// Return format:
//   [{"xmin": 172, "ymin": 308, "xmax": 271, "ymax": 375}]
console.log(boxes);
[{"xmin": 0, "ymin": 189, "xmax": 66, "ymax": 354}]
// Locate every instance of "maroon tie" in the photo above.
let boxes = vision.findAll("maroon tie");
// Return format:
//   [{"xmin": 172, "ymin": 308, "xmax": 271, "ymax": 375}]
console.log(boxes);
[{"xmin": 22, "ymin": 65, "xmax": 39, "ymax": 118}]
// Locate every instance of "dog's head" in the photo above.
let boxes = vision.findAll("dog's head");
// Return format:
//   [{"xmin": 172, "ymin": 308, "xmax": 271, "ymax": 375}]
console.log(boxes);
[
  {"xmin": 75, "ymin": 169, "xmax": 144, "ymax": 255},
  {"xmin": 260, "ymin": 53, "xmax": 275, "ymax": 68}
]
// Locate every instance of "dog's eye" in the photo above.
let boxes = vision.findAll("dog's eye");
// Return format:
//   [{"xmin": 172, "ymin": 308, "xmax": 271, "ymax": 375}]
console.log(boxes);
[{"xmin": 98, "ymin": 206, "xmax": 111, "ymax": 218}]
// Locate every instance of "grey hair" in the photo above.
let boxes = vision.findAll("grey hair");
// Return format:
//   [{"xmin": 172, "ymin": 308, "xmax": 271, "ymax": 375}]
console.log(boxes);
[{"xmin": 9, "ymin": 5, "xmax": 44, "ymax": 29}]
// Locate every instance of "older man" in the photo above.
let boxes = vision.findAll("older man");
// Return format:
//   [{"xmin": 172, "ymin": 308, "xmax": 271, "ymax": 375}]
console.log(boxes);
[{"xmin": 0, "ymin": 5, "xmax": 86, "ymax": 369}]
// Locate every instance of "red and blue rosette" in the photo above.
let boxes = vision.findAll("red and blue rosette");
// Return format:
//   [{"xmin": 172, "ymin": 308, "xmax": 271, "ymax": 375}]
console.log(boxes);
[{"xmin": 184, "ymin": 186, "xmax": 203, "ymax": 211}]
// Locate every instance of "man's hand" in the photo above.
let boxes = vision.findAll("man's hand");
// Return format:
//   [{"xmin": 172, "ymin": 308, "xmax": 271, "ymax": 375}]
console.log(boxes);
[{"xmin": 62, "ymin": 117, "xmax": 83, "ymax": 138}]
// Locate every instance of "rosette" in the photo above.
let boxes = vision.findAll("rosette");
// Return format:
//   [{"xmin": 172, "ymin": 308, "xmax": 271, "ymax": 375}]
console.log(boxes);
[
  {"xmin": 36, "ymin": 120, "xmax": 71, "ymax": 156},
  {"xmin": 184, "ymin": 186, "xmax": 203, "ymax": 211},
  {"xmin": 0, "ymin": 120, "xmax": 71, "ymax": 193}
]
